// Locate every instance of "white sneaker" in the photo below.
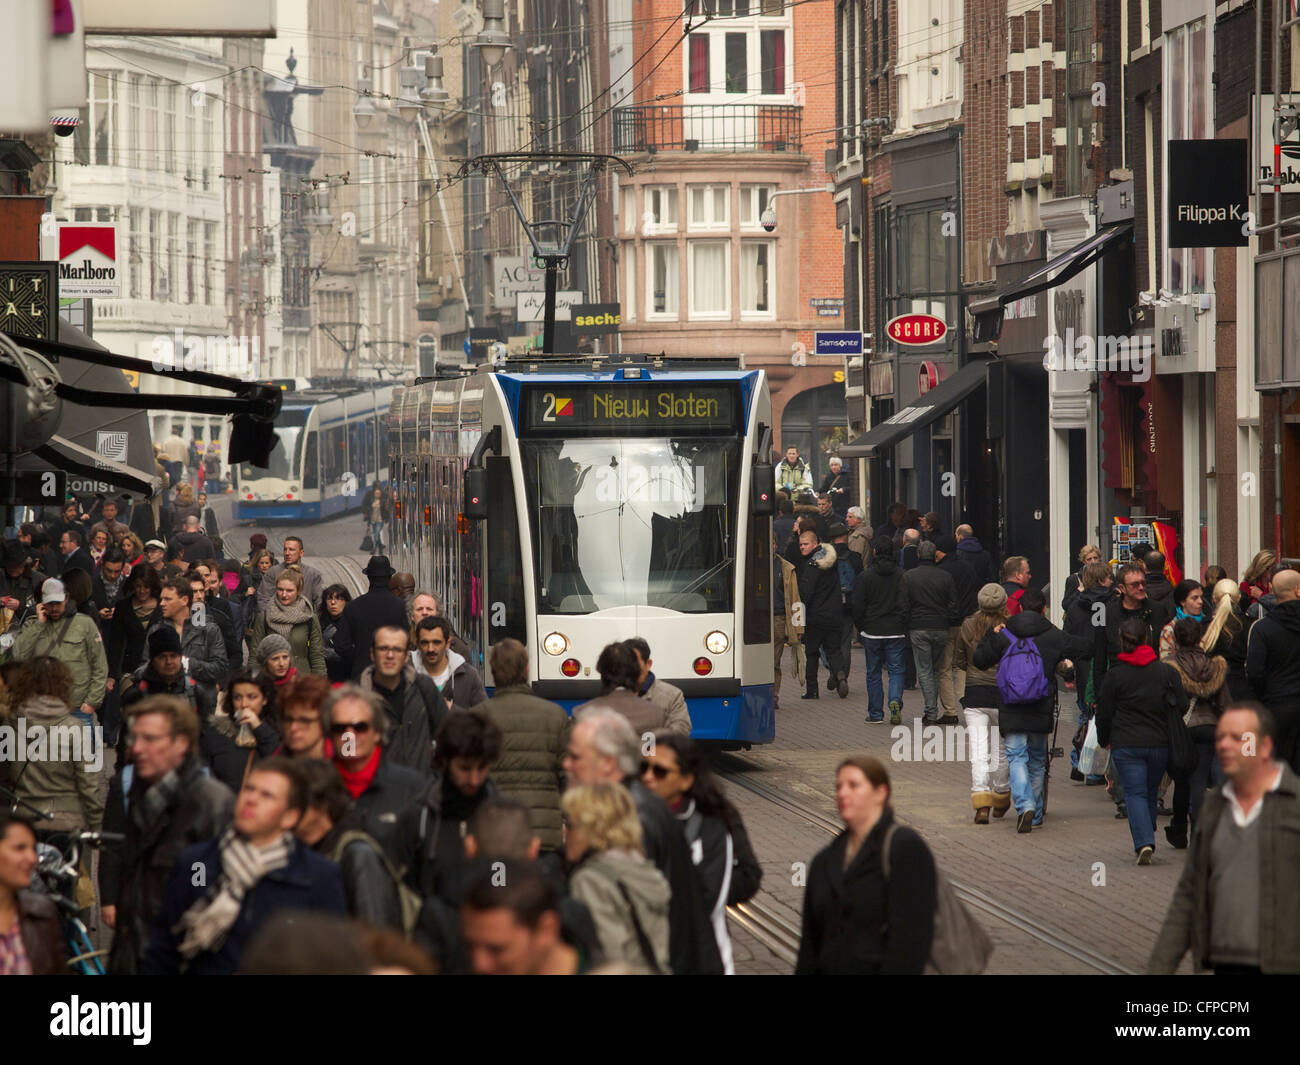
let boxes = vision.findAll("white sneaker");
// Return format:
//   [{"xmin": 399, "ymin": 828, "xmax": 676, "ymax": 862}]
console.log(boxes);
[{"xmin": 1136, "ymin": 845, "xmax": 1154, "ymax": 865}]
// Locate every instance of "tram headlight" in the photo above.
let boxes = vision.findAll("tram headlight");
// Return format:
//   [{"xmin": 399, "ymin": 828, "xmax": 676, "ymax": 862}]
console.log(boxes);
[
  {"xmin": 705, "ymin": 630, "xmax": 729, "ymax": 654},
  {"xmin": 543, "ymin": 632, "xmax": 568, "ymax": 656}
]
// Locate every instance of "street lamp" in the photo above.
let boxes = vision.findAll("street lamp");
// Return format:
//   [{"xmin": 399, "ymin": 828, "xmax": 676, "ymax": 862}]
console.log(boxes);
[
  {"xmin": 421, "ymin": 51, "xmax": 449, "ymax": 105},
  {"xmin": 353, "ymin": 75, "xmax": 377, "ymax": 129},
  {"xmin": 473, "ymin": 0, "xmax": 512, "ymax": 68},
  {"xmin": 397, "ymin": 64, "xmax": 424, "ymax": 119},
  {"xmin": 309, "ymin": 187, "xmax": 334, "ymax": 234}
]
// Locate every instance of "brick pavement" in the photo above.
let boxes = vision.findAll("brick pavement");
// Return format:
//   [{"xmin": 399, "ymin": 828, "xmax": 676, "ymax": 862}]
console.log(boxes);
[{"xmin": 728, "ymin": 665, "xmax": 1198, "ymax": 975}]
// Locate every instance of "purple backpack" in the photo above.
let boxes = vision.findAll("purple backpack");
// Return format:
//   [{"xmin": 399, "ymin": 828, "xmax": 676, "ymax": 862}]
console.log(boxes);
[{"xmin": 996, "ymin": 635, "xmax": 1051, "ymax": 704}]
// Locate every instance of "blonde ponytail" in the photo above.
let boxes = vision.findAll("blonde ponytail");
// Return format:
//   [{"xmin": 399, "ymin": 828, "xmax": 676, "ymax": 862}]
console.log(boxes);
[{"xmin": 1200, "ymin": 578, "xmax": 1241, "ymax": 652}]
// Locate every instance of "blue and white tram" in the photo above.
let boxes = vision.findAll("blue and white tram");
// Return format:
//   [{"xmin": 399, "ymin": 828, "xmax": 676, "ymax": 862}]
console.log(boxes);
[
  {"xmin": 234, "ymin": 383, "xmax": 396, "ymax": 522},
  {"xmin": 388, "ymin": 356, "xmax": 777, "ymax": 745}
]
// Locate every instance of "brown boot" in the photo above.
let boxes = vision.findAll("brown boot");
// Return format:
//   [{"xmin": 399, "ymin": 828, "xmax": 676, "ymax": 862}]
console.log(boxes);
[{"xmin": 974, "ymin": 807, "xmax": 991, "ymax": 824}]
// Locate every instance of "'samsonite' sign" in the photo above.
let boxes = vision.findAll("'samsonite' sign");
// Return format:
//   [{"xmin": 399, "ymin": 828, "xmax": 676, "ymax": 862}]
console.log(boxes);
[{"xmin": 886, "ymin": 313, "xmax": 948, "ymax": 346}]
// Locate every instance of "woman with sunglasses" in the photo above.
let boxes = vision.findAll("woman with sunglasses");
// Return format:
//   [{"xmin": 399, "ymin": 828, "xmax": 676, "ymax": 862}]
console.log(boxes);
[{"xmin": 642, "ymin": 733, "xmax": 762, "ymax": 974}]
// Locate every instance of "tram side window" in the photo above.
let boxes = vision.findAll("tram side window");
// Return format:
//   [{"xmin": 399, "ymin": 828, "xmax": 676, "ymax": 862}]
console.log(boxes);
[
  {"xmin": 486, "ymin": 456, "xmax": 527, "ymax": 647},
  {"xmin": 743, "ymin": 514, "xmax": 772, "ymax": 645},
  {"xmin": 323, "ymin": 427, "xmax": 345, "ymax": 486},
  {"xmin": 301, "ymin": 432, "xmax": 319, "ymax": 490}
]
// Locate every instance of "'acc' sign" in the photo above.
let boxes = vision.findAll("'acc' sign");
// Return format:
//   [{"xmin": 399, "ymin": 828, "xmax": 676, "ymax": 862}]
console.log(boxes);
[{"xmin": 886, "ymin": 313, "xmax": 947, "ymax": 346}]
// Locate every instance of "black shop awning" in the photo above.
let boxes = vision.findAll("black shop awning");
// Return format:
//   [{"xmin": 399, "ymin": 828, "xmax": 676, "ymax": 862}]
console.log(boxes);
[
  {"xmin": 973, "ymin": 222, "xmax": 1134, "ymax": 343},
  {"xmin": 840, "ymin": 359, "xmax": 988, "ymax": 458}
]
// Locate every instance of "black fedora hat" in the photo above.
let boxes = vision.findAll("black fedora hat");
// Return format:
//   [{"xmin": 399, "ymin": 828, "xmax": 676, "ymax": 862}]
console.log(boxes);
[{"xmin": 363, "ymin": 555, "xmax": 395, "ymax": 578}]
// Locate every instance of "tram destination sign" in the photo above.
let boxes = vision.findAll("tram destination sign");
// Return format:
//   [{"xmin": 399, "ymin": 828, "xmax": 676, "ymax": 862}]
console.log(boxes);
[{"xmin": 522, "ymin": 383, "xmax": 739, "ymax": 435}]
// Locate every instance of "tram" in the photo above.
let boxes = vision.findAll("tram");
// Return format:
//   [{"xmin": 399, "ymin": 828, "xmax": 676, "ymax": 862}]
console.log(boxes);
[
  {"xmin": 387, "ymin": 354, "xmax": 776, "ymax": 745},
  {"xmin": 234, "ymin": 382, "xmax": 396, "ymax": 522}
]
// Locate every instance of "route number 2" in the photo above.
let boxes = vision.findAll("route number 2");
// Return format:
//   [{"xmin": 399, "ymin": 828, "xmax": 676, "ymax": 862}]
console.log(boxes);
[{"xmin": 541, "ymin": 392, "xmax": 556, "ymax": 422}]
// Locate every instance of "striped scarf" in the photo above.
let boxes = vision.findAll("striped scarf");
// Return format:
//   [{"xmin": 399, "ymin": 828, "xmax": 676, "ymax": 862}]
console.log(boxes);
[{"xmin": 173, "ymin": 826, "xmax": 292, "ymax": 961}]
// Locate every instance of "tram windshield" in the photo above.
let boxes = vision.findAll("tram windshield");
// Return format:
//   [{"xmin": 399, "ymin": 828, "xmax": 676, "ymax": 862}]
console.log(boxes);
[
  {"xmin": 521, "ymin": 436, "xmax": 740, "ymax": 614},
  {"xmin": 239, "ymin": 409, "xmax": 307, "ymax": 482}
]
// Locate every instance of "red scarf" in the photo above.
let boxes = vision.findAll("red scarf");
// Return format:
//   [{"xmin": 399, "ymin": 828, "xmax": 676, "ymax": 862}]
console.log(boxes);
[
  {"xmin": 335, "ymin": 747, "xmax": 381, "ymax": 799},
  {"xmin": 273, "ymin": 666, "xmax": 299, "ymax": 688},
  {"xmin": 1117, "ymin": 645, "xmax": 1157, "ymax": 667}
]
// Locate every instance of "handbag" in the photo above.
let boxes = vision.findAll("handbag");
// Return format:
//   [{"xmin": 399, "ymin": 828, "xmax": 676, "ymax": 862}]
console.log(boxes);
[
  {"xmin": 1163, "ymin": 678, "xmax": 1197, "ymax": 776},
  {"xmin": 359, "ymin": 533, "xmax": 374, "ymax": 553}
]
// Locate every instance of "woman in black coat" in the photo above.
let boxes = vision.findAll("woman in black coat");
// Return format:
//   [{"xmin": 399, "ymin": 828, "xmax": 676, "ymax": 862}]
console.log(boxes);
[
  {"xmin": 642, "ymin": 733, "xmax": 762, "ymax": 975},
  {"xmin": 104, "ymin": 566, "xmax": 162, "ymax": 680},
  {"xmin": 796, "ymin": 755, "xmax": 936, "ymax": 974},
  {"xmin": 1096, "ymin": 617, "xmax": 1187, "ymax": 865},
  {"xmin": 201, "ymin": 669, "xmax": 280, "ymax": 793},
  {"xmin": 1202, "ymin": 578, "xmax": 1253, "ymax": 701}
]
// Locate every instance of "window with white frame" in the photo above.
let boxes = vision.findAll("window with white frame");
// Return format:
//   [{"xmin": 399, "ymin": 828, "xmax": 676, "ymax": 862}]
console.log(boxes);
[
  {"xmin": 684, "ymin": 3, "xmax": 790, "ymax": 98},
  {"xmin": 741, "ymin": 241, "xmax": 773, "ymax": 315},
  {"xmin": 1165, "ymin": 17, "xmax": 1209, "ymax": 294},
  {"xmin": 689, "ymin": 240, "xmax": 730, "ymax": 317},
  {"xmin": 647, "ymin": 243, "xmax": 679, "ymax": 316},
  {"xmin": 128, "ymin": 208, "xmax": 142, "ymax": 298},
  {"xmin": 739, "ymin": 184, "xmax": 775, "ymax": 227},
  {"xmin": 644, "ymin": 185, "xmax": 679, "ymax": 232},
  {"xmin": 689, "ymin": 184, "xmax": 730, "ymax": 229},
  {"xmin": 74, "ymin": 71, "xmax": 119, "ymax": 166},
  {"xmin": 162, "ymin": 83, "xmax": 176, "ymax": 173}
]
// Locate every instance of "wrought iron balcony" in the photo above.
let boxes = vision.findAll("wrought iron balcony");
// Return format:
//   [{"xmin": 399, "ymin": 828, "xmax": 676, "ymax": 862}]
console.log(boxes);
[{"xmin": 614, "ymin": 104, "xmax": 802, "ymax": 154}]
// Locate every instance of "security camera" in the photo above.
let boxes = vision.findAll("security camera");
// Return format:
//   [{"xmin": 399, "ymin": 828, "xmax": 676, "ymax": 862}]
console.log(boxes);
[
  {"xmin": 760, "ymin": 205, "xmax": 777, "ymax": 232},
  {"xmin": 50, "ymin": 116, "xmax": 80, "ymax": 138}
]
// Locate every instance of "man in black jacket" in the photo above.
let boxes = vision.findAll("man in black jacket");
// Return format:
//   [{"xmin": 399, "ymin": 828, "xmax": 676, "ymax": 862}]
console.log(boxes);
[
  {"xmin": 786, "ymin": 528, "xmax": 848, "ymax": 699},
  {"xmin": 954, "ymin": 524, "xmax": 995, "ymax": 584},
  {"xmin": 1104, "ymin": 563, "xmax": 1173, "ymax": 671},
  {"xmin": 935, "ymin": 534, "xmax": 976, "ymax": 725},
  {"xmin": 322, "ymin": 685, "xmax": 431, "ymax": 875},
  {"xmin": 336, "ymin": 555, "xmax": 409, "ymax": 680},
  {"xmin": 972, "ymin": 587, "xmax": 1093, "ymax": 834},
  {"xmin": 563, "ymin": 707, "xmax": 724, "ymax": 975},
  {"xmin": 186, "ymin": 570, "xmax": 240, "ymax": 669},
  {"xmin": 101, "ymin": 695, "xmax": 234, "ymax": 974},
  {"xmin": 1061, "ymin": 562, "xmax": 1118, "ymax": 783},
  {"xmin": 1246, "ymin": 570, "xmax": 1300, "ymax": 769},
  {"xmin": 903, "ymin": 541, "xmax": 959, "ymax": 725},
  {"xmin": 852, "ymin": 535, "xmax": 911, "ymax": 724},
  {"xmin": 829, "ymin": 524, "xmax": 863, "ymax": 690},
  {"xmin": 54, "ymin": 528, "xmax": 95, "ymax": 578},
  {"xmin": 0, "ymin": 538, "xmax": 46, "ymax": 632},
  {"xmin": 359, "ymin": 625, "xmax": 448, "ymax": 773},
  {"xmin": 1143, "ymin": 551, "xmax": 1176, "ymax": 610}
]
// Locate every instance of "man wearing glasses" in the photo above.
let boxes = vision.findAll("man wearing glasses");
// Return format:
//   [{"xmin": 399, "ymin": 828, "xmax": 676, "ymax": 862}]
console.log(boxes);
[
  {"xmin": 320, "ymin": 685, "xmax": 429, "ymax": 872},
  {"xmin": 1100, "ymin": 562, "xmax": 1174, "ymax": 820},
  {"xmin": 358, "ymin": 625, "xmax": 447, "ymax": 773}
]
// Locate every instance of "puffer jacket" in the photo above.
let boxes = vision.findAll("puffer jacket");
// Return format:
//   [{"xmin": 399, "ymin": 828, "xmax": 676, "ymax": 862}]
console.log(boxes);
[
  {"xmin": 480, "ymin": 685, "xmax": 570, "ymax": 851},
  {"xmin": 790, "ymin": 542, "xmax": 843, "ymax": 630},
  {"xmin": 1166, "ymin": 649, "xmax": 1229, "ymax": 729},
  {"xmin": 9, "ymin": 694, "xmax": 105, "ymax": 833},
  {"xmin": 569, "ymin": 849, "xmax": 672, "ymax": 973}
]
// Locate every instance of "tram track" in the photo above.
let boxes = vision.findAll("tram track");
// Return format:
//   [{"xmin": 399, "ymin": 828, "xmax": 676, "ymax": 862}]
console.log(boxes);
[{"xmin": 715, "ymin": 754, "xmax": 1137, "ymax": 976}]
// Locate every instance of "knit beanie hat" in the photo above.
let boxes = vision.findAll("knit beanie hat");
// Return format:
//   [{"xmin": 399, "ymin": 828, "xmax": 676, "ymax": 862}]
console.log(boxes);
[
  {"xmin": 148, "ymin": 626, "xmax": 183, "ymax": 658},
  {"xmin": 256, "ymin": 633, "xmax": 292, "ymax": 664},
  {"xmin": 977, "ymin": 583, "xmax": 1008, "ymax": 611}
]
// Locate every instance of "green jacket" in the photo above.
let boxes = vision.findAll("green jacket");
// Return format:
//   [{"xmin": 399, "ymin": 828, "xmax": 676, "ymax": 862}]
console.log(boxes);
[
  {"xmin": 7, "ymin": 612, "xmax": 108, "ymax": 711},
  {"xmin": 480, "ymin": 685, "xmax": 570, "ymax": 852},
  {"xmin": 1149, "ymin": 763, "xmax": 1300, "ymax": 974},
  {"xmin": 249, "ymin": 610, "xmax": 326, "ymax": 677},
  {"xmin": 9, "ymin": 694, "xmax": 105, "ymax": 832}
]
